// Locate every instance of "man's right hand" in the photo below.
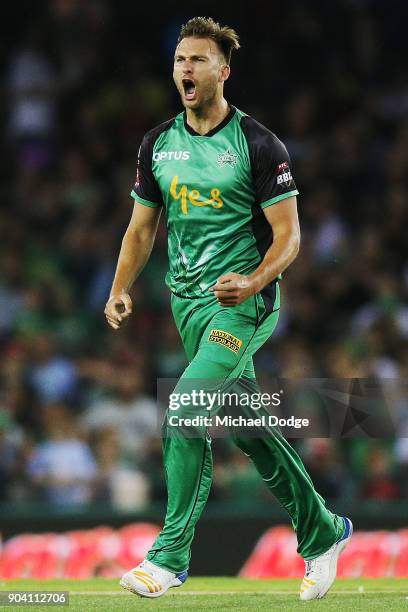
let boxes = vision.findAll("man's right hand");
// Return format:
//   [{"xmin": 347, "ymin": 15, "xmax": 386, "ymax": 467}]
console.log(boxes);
[{"xmin": 104, "ymin": 293, "xmax": 133, "ymax": 330}]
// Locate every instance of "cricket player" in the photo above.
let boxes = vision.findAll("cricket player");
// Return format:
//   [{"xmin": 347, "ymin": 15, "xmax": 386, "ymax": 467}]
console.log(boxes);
[{"xmin": 104, "ymin": 16, "xmax": 352, "ymax": 601}]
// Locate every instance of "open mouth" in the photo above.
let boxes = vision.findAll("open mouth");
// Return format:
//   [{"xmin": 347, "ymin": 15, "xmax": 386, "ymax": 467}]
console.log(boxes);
[{"xmin": 182, "ymin": 78, "xmax": 196, "ymax": 100}]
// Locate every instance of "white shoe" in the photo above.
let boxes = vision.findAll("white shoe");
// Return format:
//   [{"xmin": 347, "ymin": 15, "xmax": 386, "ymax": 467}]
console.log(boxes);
[
  {"xmin": 300, "ymin": 516, "xmax": 353, "ymax": 600},
  {"xmin": 120, "ymin": 559, "xmax": 188, "ymax": 598}
]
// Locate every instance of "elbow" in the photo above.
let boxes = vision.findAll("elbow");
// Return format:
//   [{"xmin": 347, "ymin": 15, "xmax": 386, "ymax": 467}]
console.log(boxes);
[
  {"xmin": 294, "ymin": 233, "xmax": 301, "ymax": 257},
  {"xmin": 124, "ymin": 226, "xmax": 150, "ymax": 246},
  {"xmin": 290, "ymin": 228, "xmax": 301, "ymax": 262}
]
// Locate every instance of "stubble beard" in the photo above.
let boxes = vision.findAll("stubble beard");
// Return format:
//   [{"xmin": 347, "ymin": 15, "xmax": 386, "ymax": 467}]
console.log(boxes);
[{"xmin": 183, "ymin": 82, "xmax": 219, "ymax": 116}]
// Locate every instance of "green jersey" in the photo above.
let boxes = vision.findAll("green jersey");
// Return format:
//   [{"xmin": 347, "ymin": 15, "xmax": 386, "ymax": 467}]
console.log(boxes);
[{"xmin": 131, "ymin": 105, "xmax": 298, "ymax": 301}]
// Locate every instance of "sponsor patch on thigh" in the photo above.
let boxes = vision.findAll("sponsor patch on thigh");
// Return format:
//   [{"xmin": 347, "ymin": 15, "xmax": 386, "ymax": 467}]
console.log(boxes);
[{"xmin": 208, "ymin": 329, "xmax": 242, "ymax": 353}]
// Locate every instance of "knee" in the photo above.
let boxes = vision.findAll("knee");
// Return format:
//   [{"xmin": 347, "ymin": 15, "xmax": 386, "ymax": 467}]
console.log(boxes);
[
  {"xmin": 232, "ymin": 435, "xmax": 259, "ymax": 456},
  {"xmin": 183, "ymin": 353, "xmax": 233, "ymax": 380}
]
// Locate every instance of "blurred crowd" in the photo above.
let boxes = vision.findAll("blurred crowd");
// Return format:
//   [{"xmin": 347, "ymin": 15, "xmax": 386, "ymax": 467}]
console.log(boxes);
[{"xmin": 0, "ymin": 0, "xmax": 407, "ymax": 511}]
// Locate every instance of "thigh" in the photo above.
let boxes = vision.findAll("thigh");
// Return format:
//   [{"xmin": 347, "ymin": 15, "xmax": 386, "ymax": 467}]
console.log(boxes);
[
  {"xmin": 185, "ymin": 293, "xmax": 279, "ymax": 381},
  {"xmin": 171, "ymin": 294, "xmax": 216, "ymax": 362},
  {"xmin": 183, "ymin": 295, "xmax": 257, "ymax": 379},
  {"xmin": 169, "ymin": 297, "xmax": 279, "ymax": 430}
]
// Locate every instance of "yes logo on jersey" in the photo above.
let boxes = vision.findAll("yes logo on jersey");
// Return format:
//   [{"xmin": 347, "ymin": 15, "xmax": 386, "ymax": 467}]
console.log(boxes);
[{"xmin": 170, "ymin": 175, "xmax": 223, "ymax": 215}]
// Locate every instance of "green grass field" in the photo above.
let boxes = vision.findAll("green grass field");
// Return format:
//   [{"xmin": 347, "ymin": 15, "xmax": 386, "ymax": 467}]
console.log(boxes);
[{"xmin": 1, "ymin": 577, "xmax": 407, "ymax": 611}]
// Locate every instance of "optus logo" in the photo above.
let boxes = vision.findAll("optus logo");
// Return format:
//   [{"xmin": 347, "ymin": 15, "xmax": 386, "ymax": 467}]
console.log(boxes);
[{"xmin": 153, "ymin": 151, "xmax": 190, "ymax": 161}]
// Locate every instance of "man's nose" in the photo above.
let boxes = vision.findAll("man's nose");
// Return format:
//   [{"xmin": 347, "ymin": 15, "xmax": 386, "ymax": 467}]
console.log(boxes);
[{"xmin": 182, "ymin": 61, "xmax": 193, "ymax": 74}]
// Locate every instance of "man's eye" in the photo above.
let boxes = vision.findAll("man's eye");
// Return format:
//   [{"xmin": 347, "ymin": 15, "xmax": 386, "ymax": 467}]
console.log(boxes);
[{"xmin": 175, "ymin": 58, "xmax": 183, "ymax": 63}]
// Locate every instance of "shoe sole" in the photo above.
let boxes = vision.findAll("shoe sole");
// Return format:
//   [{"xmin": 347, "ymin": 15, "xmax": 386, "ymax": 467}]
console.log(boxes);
[
  {"xmin": 317, "ymin": 517, "xmax": 353, "ymax": 599},
  {"xmin": 119, "ymin": 576, "xmax": 183, "ymax": 599}
]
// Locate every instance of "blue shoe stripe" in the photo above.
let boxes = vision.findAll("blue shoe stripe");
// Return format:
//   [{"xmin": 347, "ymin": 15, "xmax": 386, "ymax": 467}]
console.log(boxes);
[
  {"xmin": 176, "ymin": 570, "xmax": 188, "ymax": 583},
  {"xmin": 339, "ymin": 517, "xmax": 353, "ymax": 542}
]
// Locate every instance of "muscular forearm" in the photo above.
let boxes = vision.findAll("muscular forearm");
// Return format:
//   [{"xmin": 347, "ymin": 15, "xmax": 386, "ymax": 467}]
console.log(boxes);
[
  {"xmin": 105, "ymin": 203, "xmax": 160, "ymax": 328},
  {"xmin": 248, "ymin": 232, "xmax": 300, "ymax": 293},
  {"xmin": 110, "ymin": 229, "xmax": 154, "ymax": 296}
]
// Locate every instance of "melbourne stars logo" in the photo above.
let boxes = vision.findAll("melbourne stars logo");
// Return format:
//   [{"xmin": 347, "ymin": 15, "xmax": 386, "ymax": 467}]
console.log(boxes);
[{"xmin": 217, "ymin": 147, "xmax": 238, "ymax": 168}]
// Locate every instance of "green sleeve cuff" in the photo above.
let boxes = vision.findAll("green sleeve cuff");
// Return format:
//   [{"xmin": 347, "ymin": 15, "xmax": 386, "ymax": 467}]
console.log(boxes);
[
  {"xmin": 130, "ymin": 190, "xmax": 162, "ymax": 208},
  {"xmin": 260, "ymin": 189, "xmax": 299, "ymax": 209}
]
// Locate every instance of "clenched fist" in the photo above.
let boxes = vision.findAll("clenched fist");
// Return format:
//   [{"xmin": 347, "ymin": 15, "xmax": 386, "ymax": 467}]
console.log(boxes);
[
  {"xmin": 209, "ymin": 272, "xmax": 256, "ymax": 306},
  {"xmin": 104, "ymin": 293, "xmax": 133, "ymax": 330}
]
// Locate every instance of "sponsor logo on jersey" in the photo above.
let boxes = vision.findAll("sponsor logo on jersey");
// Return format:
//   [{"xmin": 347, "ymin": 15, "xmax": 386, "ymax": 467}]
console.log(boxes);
[
  {"xmin": 170, "ymin": 175, "xmax": 223, "ymax": 215},
  {"xmin": 153, "ymin": 151, "xmax": 190, "ymax": 161},
  {"xmin": 277, "ymin": 171, "xmax": 293, "ymax": 185},
  {"xmin": 276, "ymin": 161, "xmax": 293, "ymax": 187},
  {"xmin": 217, "ymin": 147, "xmax": 238, "ymax": 168},
  {"xmin": 208, "ymin": 329, "xmax": 242, "ymax": 353}
]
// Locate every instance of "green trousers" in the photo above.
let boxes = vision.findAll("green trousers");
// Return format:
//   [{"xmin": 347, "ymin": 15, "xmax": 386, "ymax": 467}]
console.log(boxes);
[{"xmin": 147, "ymin": 284, "xmax": 343, "ymax": 572}]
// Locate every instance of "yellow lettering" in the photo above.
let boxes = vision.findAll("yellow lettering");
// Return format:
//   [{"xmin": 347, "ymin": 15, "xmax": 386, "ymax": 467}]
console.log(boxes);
[
  {"xmin": 170, "ymin": 175, "xmax": 188, "ymax": 214},
  {"xmin": 209, "ymin": 188, "xmax": 223, "ymax": 208},
  {"xmin": 188, "ymin": 189, "xmax": 201, "ymax": 206},
  {"xmin": 170, "ymin": 176, "xmax": 223, "ymax": 214}
]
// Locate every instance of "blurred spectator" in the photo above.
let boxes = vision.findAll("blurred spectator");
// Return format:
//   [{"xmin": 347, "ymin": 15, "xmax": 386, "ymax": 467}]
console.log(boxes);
[
  {"xmin": 27, "ymin": 403, "xmax": 97, "ymax": 506},
  {"xmin": 93, "ymin": 427, "xmax": 150, "ymax": 511},
  {"xmin": 7, "ymin": 25, "xmax": 58, "ymax": 169},
  {"xmin": 300, "ymin": 439, "xmax": 349, "ymax": 500},
  {"xmin": 81, "ymin": 367, "xmax": 159, "ymax": 465},
  {"xmin": 26, "ymin": 333, "xmax": 78, "ymax": 404},
  {"xmin": 360, "ymin": 446, "xmax": 401, "ymax": 500},
  {"xmin": 0, "ymin": 409, "xmax": 23, "ymax": 500}
]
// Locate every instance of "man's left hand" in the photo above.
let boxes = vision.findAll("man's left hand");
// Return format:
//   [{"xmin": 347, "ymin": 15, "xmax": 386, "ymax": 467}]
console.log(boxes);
[{"xmin": 209, "ymin": 272, "xmax": 257, "ymax": 306}]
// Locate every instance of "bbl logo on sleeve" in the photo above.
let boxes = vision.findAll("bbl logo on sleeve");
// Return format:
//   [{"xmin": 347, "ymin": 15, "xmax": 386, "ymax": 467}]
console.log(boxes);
[
  {"xmin": 217, "ymin": 147, "xmax": 238, "ymax": 168},
  {"xmin": 276, "ymin": 161, "xmax": 293, "ymax": 187}
]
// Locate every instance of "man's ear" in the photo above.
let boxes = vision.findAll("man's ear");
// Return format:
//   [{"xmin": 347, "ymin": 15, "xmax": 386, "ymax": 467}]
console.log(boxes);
[{"xmin": 220, "ymin": 64, "xmax": 230, "ymax": 82}]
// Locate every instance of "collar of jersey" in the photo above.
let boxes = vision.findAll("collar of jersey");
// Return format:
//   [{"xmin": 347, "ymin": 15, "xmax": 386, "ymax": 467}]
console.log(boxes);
[{"xmin": 183, "ymin": 105, "xmax": 236, "ymax": 137}]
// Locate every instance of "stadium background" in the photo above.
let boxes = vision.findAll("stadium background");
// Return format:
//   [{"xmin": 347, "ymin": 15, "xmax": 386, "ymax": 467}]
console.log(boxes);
[{"xmin": 0, "ymin": 0, "xmax": 407, "ymax": 577}]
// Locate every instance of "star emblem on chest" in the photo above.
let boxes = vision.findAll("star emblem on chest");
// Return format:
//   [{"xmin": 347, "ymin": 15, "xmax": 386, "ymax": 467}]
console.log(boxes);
[{"xmin": 217, "ymin": 147, "xmax": 238, "ymax": 168}]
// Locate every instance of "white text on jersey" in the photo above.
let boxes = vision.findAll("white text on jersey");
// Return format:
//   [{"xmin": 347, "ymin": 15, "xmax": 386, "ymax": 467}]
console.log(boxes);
[{"xmin": 153, "ymin": 151, "xmax": 190, "ymax": 162}]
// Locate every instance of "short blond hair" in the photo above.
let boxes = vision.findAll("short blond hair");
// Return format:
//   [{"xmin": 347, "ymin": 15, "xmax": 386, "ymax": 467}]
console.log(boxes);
[{"xmin": 177, "ymin": 16, "xmax": 240, "ymax": 64}]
